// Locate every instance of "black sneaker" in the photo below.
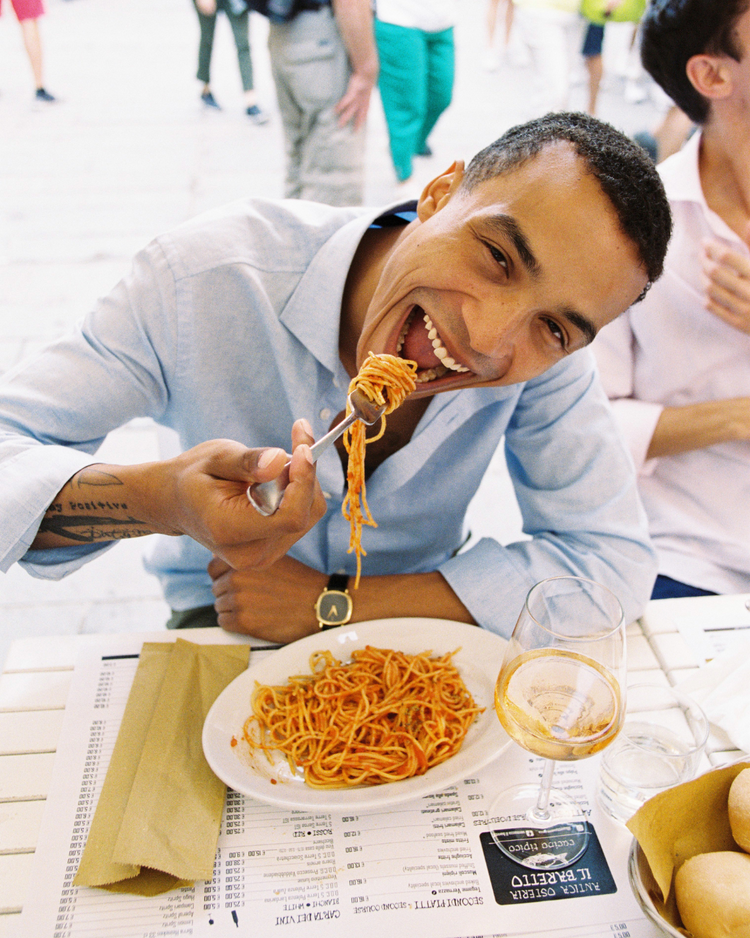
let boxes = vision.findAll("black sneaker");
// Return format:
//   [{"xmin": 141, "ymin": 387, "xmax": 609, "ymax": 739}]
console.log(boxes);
[
  {"xmin": 201, "ymin": 90, "xmax": 221, "ymax": 109},
  {"xmin": 35, "ymin": 88, "xmax": 56, "ymax": 103},
  {"xmin": 246, "ymin": 104, "xmax": 269, "ymax": 125}
]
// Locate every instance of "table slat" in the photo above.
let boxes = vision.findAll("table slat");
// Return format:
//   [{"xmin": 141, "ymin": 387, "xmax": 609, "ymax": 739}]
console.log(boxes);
[
  {"xmin": 0, "ymin": 710, "xmax": 65, "ymax": 755},
  {"xmin": 2, "ymin": 634, "xmax": 79, "ymax": 672},
  {"xmin": 0, "ymin": 800, "xmax": 46, "ymax": 853},
  {"xmin": 0, "ymin": 672, "xmax": 72, "ymax": 712},
  {"xmin": 650, "ymin": 632, "xmax": 703, "ymax": 672},
  {"xmin": 0, "ymin": 853, "xmax": 33, "ymax": 914},
  {"xmin": 0, "ymin": 753, "xmax": 56, "ymax": 801},
  {"xmin": 626, "ymin": 633, "xmax": 662, "ymax": 671},
  {"xmin": 0, "ymin": 912, "xmax": 21, "ymax": 937}
]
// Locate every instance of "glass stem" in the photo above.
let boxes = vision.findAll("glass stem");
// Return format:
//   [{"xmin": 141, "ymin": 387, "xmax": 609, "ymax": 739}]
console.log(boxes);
[{"xmin": 532, "ymin": 759, "xmax": 556, "ymax": 821}]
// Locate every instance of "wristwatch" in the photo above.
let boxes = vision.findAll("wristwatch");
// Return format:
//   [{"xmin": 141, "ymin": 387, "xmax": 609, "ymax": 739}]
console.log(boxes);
[{"xmin": 314, "ymin": 573, "xmax": 353, "ymax": 630}]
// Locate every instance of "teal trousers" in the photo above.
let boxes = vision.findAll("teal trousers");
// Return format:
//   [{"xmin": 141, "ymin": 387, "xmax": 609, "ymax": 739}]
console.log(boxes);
[{"xmin": 374, "ymin": 21, "xmax": 455, "ymax": 182}]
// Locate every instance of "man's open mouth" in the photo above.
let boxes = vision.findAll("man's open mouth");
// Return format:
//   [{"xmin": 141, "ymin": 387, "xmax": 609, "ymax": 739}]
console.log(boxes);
[{"xmin": 395, "ymin": 306, "xmax": 471, "ymax": 385}]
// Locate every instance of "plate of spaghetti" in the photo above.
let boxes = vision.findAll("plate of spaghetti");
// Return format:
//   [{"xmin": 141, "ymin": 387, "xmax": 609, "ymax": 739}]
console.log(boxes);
[{"xmin": 202, "ymin": 618, "xmax": 511, "ymax": 809}]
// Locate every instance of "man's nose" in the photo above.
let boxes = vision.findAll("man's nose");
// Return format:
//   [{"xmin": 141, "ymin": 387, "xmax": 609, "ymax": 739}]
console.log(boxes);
[{"xmin": 465, "ymin": 302, "xmax": 524, "ymax": 360}]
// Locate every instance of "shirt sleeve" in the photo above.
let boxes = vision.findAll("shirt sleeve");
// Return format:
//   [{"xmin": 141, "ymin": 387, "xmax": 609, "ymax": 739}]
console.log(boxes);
[
  {"xmin": 438, "ymin": 350, "xmax": 657, "ymax": 637},
  {"xmin": 0, "ymin": 239, "xmax": 177, "ymax": 578},
  {"xmin": 591, "ymin": 313, "xmax": 663, "ymax": 474}
]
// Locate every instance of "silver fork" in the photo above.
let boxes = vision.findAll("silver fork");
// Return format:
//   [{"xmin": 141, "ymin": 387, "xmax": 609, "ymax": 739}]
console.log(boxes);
[{"xmin": 247, "ymin": 388, "xmax": 386, "ymax": 516}]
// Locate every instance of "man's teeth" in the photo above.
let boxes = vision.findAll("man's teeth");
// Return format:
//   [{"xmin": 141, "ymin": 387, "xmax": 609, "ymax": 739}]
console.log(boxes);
[
  {"xmin": 397, "ymin": 310, "xmax": 470, "ymax": 378},
  {"xmin": 424, "ymin": 313, "xmax": 469, "ymax": 372},
  {"xmin": 415, "ymin": 367, "xmax": 441, "ymax": 384}
]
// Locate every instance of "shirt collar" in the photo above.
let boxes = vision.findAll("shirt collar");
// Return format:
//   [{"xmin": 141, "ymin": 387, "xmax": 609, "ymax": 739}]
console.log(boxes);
[
  {"xmin": 659, "ymin": 129, "xmax": 704, "ymax": 205},
  {"xmin": 279, "ymin": 201, "xmax": 418, "ymax": 379},
  {"xmin": 661, "ymin": 129, "xmax": 747, "ymax": 245}
]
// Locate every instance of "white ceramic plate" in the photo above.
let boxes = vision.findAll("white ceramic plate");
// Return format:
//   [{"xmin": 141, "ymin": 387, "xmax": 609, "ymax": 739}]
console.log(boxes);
[{"xmin": 203, "ymin": 617, "xmax": 511, "ymax": 810}]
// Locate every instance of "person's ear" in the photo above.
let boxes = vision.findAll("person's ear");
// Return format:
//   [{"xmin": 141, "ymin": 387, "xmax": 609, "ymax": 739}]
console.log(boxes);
[
  {"xmin": 416, "ymin": 160, "xmax": 465, "ymax": 221},
  {"xmin": 686, "ymin": 53, "xmax": 733, "ymax": 104}
]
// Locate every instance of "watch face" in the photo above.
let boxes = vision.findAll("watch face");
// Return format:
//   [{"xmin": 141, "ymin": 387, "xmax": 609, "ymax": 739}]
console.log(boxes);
[{"xmin": 316, "ymin": 590, "xmax": 352, "ymax": 626}]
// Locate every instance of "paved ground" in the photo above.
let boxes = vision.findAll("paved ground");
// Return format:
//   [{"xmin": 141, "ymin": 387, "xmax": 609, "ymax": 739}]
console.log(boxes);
[{"xmin": 0, "ymin": 0, "xmax": 664, "ymax": 667}]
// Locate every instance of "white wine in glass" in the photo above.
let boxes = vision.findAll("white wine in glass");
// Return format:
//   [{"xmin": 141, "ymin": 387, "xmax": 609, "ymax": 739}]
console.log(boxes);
[{"xmin": 489, "ymin": 576, "xmax": 625, "ymax": 870}]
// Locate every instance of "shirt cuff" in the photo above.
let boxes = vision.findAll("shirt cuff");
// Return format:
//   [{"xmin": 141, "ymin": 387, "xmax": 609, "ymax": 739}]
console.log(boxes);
[
  {"xmin": 438, "ymin": 538, "xmax": 534, "ymax": 640},
  {"xmin": 0, "ymin": 445, "xmax": 100, "ymax": 573},
  {"xmin": 609, "ymin": 398, "xmax": 664, "ymax": 476},
  {"xmin": 19, "ymin": 542, "xmax": 116, "ymax": 579}
]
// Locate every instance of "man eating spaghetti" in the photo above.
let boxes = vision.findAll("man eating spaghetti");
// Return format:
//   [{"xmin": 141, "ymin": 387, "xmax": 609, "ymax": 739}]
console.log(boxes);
[{"xmin": 0, "ymin": 113, "xmax": 671, "ymax": 642}]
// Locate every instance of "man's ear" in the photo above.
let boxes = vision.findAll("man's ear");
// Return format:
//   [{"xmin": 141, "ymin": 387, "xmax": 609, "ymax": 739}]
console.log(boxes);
[
  {"xmin": 416, "ymin": 160, "xmax": 465, "ymax": 221},
  {"xmin": 686, "ymin": 53, "xmax": 733, "ymax": 104}
]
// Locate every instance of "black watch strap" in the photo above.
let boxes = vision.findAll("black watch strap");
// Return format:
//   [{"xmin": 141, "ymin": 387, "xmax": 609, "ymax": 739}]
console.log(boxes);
[
  {"xmin": 326, "ymin": 573, "xmax": 349, "ymax": 593},
  {"xmin": 315, "ymin": 573, "xmax": 352, "ymax": 629}
]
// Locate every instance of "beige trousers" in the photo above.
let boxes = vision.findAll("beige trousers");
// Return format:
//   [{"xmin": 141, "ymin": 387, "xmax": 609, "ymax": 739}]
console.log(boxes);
[{"xmin": 268, "ymin": 7, "xmax": 366, "ymax": 206}]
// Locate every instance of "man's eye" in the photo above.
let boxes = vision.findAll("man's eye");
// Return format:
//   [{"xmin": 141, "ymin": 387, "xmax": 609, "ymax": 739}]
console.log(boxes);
[
  {"xmin": 542, "ymin": 317, "xmax": 567, "ymax": 349},
  {"xmin": 486, "ymin": 243, "xmax": 508, "ymax": 271}
]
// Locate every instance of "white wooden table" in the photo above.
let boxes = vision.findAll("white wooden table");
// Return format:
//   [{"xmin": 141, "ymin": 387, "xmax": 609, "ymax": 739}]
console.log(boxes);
[{"xmin": 1, "ymin": 599, "xmax": 747, "ymax": 936}]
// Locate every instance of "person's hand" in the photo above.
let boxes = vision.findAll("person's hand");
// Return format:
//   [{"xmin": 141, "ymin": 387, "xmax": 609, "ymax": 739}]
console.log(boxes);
[
  {"xmin": 702, "ymin": 232, "xmax": 750, "ymax": 336},
  {"xmin": 156, "ymin": 419, "xmax": 326, "ymax": 570},
  {"xmin": 334, "ymin": 73, "xmax": 374, "ymax": 130},
  {"xmin": 209, "ymin": 553, "xmax": 327, "ymax": 641}
]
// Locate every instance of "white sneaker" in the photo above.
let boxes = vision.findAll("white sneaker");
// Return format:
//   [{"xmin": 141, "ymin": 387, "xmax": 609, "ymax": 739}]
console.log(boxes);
[
  {"xmin": 484, "ymin": 49, "xmax": 501, "ymax": 71},
  {"xmin": 624, "ymin": 80, "xmax": 648, "ymax": 104}
]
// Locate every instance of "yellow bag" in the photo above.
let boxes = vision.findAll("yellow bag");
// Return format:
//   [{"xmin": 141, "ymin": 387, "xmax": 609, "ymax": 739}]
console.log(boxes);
[{"xmin": 580, "ymin": 0, "xmax": 646, "ymax": 26}]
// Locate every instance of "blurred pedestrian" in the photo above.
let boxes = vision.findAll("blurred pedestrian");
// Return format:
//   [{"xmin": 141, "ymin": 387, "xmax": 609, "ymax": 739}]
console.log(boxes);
[
  {"xmin": 511, "ymin": 0, "xmax": 582, "ymax": 115},
  {"xmin": 580, "ymin": 0, "xmax": 646, "ymax": 115},
  {"xmin": 484, "ymin": 0, "xmax": 513, "ymax": 70},
  {"xmin": 193, "ymin": 0, "xmax": 269, "ymax": 123},
  {"xmin": 581, "ymin": 19, "xmax": 605, "ymax": 115},
  {"xmin": 2, "ymin": 0, "xmax": 56, "ymax": 102},
  {"xmin": 375, "ymin": 0, "xmax": 456, "ymax": 186},
  {"xmin": 266, "ymin": 0, "xmax": 378, "ymax": 206}
]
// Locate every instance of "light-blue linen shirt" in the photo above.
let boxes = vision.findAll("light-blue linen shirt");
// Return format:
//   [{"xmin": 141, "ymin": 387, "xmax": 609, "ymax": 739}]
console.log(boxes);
[{"xmin": 0, "ymin": 197, "xmax": 656, "ymax": 638}]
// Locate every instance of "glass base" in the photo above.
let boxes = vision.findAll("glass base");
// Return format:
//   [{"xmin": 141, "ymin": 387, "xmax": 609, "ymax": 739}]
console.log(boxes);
[{"xmin": 488, "ymin": 783, "xmax": 590, "ymax": 870}]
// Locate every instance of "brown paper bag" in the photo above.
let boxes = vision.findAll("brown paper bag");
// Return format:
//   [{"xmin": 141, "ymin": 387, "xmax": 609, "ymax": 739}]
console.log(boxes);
[{"xmin": 75, "ymin": 639, "xmax": 249, "ymax": 895}]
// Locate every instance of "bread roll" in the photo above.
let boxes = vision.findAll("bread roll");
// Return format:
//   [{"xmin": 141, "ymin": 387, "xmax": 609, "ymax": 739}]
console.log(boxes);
[
  {"xmin": 728, "ymin": 767, "xmax": 750, "ymax": 852},
  {"xmin": 674, "ymin": 852, "xmax": 750, "ymax": 938}
]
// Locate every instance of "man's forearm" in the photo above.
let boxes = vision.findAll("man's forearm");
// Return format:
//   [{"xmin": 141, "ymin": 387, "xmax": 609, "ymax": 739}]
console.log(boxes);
[
  {"xmin": 209, "ymin": 555, "xmax": 477, "ymax": 643},
  {"xmin": 351, "ymin": 570, "xmax": 476, "ymax": 625},
  {"xmin": 331, "ymin": 0, "xmax": 378, "ymax": 81},
  {"xmin": 647, "ymin": 397, "xmax": 750, "ymax": 459},
  {"xmin": 32, "ymin": 463, "xmax": 176, "ymax": 550},
  {"xmin": 29, "ymin": 436, "xmax": 325, "ymax": 573}
]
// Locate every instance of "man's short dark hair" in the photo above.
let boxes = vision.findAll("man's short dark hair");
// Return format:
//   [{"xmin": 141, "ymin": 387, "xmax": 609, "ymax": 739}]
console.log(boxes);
[
  {"xmin": 461, "ymin": 112, "xmax": 672, "ymax": 298},
  {"xmin": 640, "ymin": 0, "xmax": 749, "ymax": 125}
]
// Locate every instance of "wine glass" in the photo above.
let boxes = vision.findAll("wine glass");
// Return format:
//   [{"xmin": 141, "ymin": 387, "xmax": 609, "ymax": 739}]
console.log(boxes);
[{"xmin": 489, "ymin": 576, "xmax": 626, "ymax": 870}]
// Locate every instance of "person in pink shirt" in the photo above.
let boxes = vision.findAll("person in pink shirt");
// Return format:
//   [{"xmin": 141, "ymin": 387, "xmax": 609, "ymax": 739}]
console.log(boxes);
[{"xmin": 593, "ymin": 0, "xmax": 750, "ymax": 599}]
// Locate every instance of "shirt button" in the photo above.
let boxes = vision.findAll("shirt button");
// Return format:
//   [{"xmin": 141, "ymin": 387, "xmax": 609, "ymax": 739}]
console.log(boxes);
[
  {"xmin": 332, "ymin": 377, "xmax": 340, "ymax": 389},
  {"xmin": 320, "ymin": 408, "xmax": 332, "ymax": 421},
  {"xmin": 322, "ymin": 491, "xmax": 332, "ymax": 500}
]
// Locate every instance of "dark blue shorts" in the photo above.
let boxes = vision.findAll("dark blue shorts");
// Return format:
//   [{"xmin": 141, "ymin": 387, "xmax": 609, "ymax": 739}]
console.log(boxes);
[
  {"xmin": 582, "ymin": 22, "xmax": 605, "ymax": 58},
  {"xmin": 650, "ymin": 574, "xmax": 717, "ymax": 601}
]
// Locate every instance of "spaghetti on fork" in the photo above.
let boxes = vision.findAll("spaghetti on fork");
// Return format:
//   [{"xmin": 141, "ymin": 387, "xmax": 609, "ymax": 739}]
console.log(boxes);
[{"xmin": 342, "ymin": 352, "xmax": 417, "ymax": 587}]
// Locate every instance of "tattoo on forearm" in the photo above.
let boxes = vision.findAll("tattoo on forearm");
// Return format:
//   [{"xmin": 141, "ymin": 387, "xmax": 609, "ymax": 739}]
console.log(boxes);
[
  {"xmin": 73, "ymin": 468, "xmax": 125, "ymax": 488},
  {"xmin": 39, "ymin": 513, "xmax": 151, "ymax": 543},
  {"xmin": 37, "ymin": 467, "xmax": 162, "ymax": 544},
  {"xmin": 46, "ymin": 500, "xmax": 130, "ymax": 514}
]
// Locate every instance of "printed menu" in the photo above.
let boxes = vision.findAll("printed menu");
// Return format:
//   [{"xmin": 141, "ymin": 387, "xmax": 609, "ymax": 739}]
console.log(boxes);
[{"xmin": 19, "ymin": 633, "xmax": 662, "ymax": 938}]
